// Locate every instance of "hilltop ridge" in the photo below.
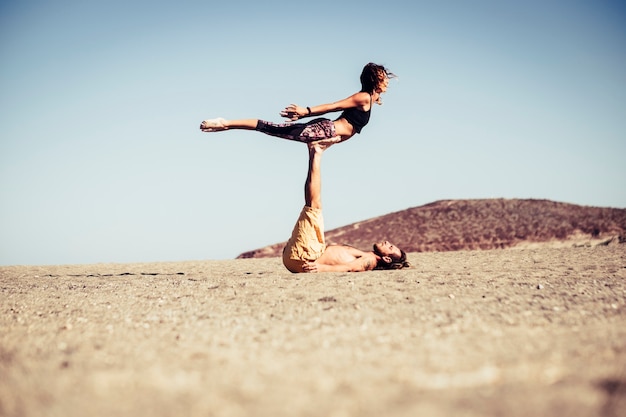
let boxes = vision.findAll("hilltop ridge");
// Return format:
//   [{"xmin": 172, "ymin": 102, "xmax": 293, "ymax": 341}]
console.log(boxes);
[{"xmin": 237, "ymin": 199, "xmax": 626, "ymax": 258}]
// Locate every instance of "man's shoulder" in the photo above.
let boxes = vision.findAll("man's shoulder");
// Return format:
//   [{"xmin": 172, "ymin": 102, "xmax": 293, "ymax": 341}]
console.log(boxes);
[{"xmin": 355, "ymin": 252, "xmax": 378, "ymax": 271}]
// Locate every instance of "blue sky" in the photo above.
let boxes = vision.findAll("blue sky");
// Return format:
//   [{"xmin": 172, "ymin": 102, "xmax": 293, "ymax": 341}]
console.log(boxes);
[{"xmin": 1, "ymin": 0, "xmax": 625, "ymax": 266}]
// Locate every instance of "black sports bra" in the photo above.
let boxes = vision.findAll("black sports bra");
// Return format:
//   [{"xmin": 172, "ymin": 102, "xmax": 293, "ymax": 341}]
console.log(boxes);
[{"xmin": 339, "ymin": 95, "xmax": 372, "ymax": 134}]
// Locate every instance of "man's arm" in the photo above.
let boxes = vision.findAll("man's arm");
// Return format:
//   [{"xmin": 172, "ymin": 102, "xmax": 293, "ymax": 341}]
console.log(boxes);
[{"xmin": 302, "ymin": 254, "xmax": 377, "ymax": 273}]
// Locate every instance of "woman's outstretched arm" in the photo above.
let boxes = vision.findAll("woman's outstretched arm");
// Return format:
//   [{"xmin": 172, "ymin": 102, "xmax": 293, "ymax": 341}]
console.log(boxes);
[{"xmin": 280, "ymin": 91, "xmax": 371, "ymax": 121}]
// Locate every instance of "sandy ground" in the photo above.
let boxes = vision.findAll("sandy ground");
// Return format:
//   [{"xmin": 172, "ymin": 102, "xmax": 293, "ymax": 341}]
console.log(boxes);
[{"xmin": 1, "ymin": 246, "xmax": 625, "ymax": 417}]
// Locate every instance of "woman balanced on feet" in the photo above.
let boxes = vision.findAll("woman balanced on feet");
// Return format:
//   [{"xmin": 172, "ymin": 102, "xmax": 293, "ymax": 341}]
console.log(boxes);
[{"xmin": 199, "ymin": 63, "xmax": 395, "ymax": 145}]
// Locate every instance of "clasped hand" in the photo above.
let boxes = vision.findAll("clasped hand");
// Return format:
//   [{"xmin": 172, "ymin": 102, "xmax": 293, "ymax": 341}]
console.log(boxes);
[{"xmin": 302, "ymin": 261, "xmax": 318, "ymax": 273}]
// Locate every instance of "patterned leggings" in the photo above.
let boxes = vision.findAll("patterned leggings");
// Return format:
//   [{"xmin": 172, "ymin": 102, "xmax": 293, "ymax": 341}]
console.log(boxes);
[{"xmin": 255, "ymin": 118, "xmax": 337, "ymax": 142}]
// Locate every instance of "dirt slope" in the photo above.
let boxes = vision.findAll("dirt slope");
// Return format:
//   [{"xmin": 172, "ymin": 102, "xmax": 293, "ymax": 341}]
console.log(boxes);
[{"xmin": 238, "ymin": 199, "xmax": 626, "ymax": 258}]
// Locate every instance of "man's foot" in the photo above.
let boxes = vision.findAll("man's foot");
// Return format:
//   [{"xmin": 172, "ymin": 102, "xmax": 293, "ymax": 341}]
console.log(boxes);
[
  {"xmin": 309, "ymin": 136, "xmax": 341, "ymax": 151},
  {"xmin": 200, "ymin": 118, "xmax": 227, "ymax": 132}
]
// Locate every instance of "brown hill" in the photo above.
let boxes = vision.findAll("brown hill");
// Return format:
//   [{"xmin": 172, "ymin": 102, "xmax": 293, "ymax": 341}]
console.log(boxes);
[{"xmin": 237, "ymin": 199, "xmax": 626, "ymax": 259}]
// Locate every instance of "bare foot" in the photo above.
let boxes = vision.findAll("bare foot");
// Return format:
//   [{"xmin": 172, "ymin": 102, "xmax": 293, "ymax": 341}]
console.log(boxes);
[
  {"xmin": 308, "ymin": 141, "xmax": 329, "ymax": 153},
  {"xmin": 309, "ymin": 136, "xmax": 341, "ymax": 151},
  {"xmin": 199, "ymin": 118, "xmax": 227, "ymax": 132}
]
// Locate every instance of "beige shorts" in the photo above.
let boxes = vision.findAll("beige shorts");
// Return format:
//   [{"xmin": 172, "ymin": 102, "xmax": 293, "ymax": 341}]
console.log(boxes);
[{"xmin": 282, "ymin": 206, "xmax": 326, "ymax": 273}]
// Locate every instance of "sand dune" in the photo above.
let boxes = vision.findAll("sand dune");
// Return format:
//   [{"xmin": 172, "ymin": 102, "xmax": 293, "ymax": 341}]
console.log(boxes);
[{"xmin": 1, "ymin": 245, "xmax": 625, "ymax": 417}]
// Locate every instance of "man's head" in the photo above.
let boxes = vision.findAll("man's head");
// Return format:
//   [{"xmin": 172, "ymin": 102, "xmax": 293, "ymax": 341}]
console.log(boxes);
[{"xmin": 373, "ymin": 240, "xmax": 410, "ymax": 270}]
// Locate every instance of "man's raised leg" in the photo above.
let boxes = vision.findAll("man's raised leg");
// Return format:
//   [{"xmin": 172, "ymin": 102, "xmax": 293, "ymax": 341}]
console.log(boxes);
[{"xmin": 304, "ymin": 141, "xmax": 334, "ymax": 209}]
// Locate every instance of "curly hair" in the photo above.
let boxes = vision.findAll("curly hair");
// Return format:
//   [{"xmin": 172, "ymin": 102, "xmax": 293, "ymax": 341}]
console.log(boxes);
[
  {"xmin": 375, "ymin": 250, "xmax": 410, "ymax": 270},
  {"xmin": 359, "ymin": 63, "xmax": 396, "ymax": 104}
]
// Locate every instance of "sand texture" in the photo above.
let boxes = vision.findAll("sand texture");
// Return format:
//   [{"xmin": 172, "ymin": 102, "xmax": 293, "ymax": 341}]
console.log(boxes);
[{"xmin": 1, "ymin": 246, "xmax": 625, "ymax": 417}]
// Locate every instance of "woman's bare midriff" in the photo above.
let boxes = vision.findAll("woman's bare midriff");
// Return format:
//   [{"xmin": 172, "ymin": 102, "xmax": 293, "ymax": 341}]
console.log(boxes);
[{"xmin": 333, "ymin": 118, "xmax": 356, "ymax": 139}]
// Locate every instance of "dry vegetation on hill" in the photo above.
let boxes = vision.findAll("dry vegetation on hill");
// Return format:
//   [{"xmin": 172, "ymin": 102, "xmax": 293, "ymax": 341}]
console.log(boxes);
[{"xmin": 238, "ymin": 199, "xmax": 626, "ymax": 259}]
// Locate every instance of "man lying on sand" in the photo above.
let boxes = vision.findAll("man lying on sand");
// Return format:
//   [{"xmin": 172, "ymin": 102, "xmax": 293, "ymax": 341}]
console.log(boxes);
[{"xmin": 283, "ymin": 140, "xmax": 410, "ymax": 273}]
